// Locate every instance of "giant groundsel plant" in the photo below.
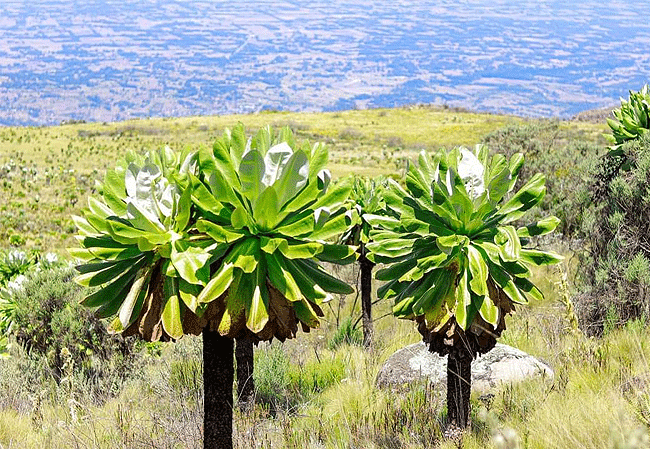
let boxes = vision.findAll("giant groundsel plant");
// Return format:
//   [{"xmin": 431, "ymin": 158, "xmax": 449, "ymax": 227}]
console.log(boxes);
[
  {"xmin": 70, "ymin": 124, "xmax": 357, "ymax": 448},
  {"xmin": 366, "ymin": 145, "xmax": 562, "ymax": 428}
]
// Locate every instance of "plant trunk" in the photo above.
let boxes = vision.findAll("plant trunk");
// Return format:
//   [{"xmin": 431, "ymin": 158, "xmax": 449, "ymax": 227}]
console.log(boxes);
[
  {"xmin": 446, "ymin": 349, "xmax": 473, "ymax": 428},
  {"xmin": 359, "ymin": 250, "xmax": 374, "ymax": 348},
  {"xmin": 235, "ymin": 336, "xmax": 255, "ymax": 405},
  {"xmin": 203, "ymin": 328, "xmax": 234, "ymax": 449}
]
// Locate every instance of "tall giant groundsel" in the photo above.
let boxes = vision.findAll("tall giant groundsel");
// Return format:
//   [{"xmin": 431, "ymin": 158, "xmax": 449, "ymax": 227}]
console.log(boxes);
[
  {"xmin": 366, "ymin": 145, "xmax": 562, "ymax": 427},
  {"xmin": 191, "ymin": 123, "xmax": 357, "ymax": 342},
  {"xmin": 70, "ymin": 124, "xmax": 357, "ymax": 447}
]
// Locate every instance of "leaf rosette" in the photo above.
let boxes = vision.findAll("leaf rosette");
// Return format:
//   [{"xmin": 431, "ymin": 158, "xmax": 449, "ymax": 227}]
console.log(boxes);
[
  {"xmin": 366, "ymin": 145, "xmax": 563, "ymax": 356},
  {"xmin": 69, "ymin": 146, "xmax": 218, "ymax": 341},
  {"xmin": 190, "ymin": 124, "xmax": 357, "ymax": 342},
  {"xmin": 606, "ymin": 84, "xmax": 650, "ymax": 151}
]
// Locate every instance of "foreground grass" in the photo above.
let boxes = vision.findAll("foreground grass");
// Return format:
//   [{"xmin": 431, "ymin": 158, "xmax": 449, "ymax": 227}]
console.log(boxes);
[{"xmin": 1, "ymin": 259, "xmax": 649, "ymax": 448}]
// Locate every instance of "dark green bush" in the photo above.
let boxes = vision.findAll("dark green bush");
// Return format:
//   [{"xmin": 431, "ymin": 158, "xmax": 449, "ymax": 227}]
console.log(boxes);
[
  {"xmin": 10, "ymin": 265, "xmax": 138, "ymax": 397},
  {"xmin": 482, "ymin": 120, "xmax": 603, "ymax": 236},
  {"xmin": 576, "ymin": 133, "xmax": 650, "ymax": 334}
]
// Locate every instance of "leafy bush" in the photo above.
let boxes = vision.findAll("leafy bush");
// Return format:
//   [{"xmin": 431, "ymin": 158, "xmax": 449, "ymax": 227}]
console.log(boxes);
[
  {"xmin": 576, "ymin": 133, "xmax": 650, "ymax": 334},
  {"xmin": 483, "ymin": 121, "xmax": 602, "ymax": 236},
  {"xmin": 9, "ymin": 265, "xmax": 138, "ymax": 393}
]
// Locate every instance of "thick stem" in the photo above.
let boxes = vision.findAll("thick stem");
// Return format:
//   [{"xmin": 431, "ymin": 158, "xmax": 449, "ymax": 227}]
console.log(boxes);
[
  {"xmin": 235, "ymin": 337, "xmax": 255, "ymax": 405},
  {"xmin": 360, "ymin": 250, "xmax": 374, "ymax": 348},
  {"xmin": 203, "ymin": 328, "xmax": 234, "ymax": 449},
  {"xmin": 446, "ymin": 349, "xmax": 473, "ymax": 428}
]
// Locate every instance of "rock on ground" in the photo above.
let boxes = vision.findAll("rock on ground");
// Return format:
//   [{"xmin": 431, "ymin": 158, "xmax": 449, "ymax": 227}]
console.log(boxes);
[{"xmin": 377, "ymin": 341, "xmax": 554, "ymax": 392}]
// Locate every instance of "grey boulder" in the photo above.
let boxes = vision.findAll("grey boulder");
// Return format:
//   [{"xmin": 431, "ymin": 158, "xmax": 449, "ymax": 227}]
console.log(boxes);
[{"xmin": 377, "ymin": 341, "xmax": 553, "ymax": 392}]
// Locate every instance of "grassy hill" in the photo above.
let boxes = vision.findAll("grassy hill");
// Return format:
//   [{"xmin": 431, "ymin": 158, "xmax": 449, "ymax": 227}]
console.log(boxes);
[{"xmin": 0, "ymin": 105, "xmax": 606, "ymax": 252}]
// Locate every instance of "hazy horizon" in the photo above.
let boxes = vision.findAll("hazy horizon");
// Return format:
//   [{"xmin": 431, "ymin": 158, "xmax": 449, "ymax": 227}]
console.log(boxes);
[{"xmin": 1, "ymin": 0, "xmax": 649, "ymax": 126}]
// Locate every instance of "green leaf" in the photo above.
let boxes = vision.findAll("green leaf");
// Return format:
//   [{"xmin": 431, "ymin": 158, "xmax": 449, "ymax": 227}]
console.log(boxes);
[
  {"xmin": 498, "ymin": 173, "xmax": 546, "ymax": 221},
  {"xmin": 454, "ymin": 269, "xmax": 472, "ymax": 330},
  {"xmin": 197, "ymin": 263, "xmax": 235, "ymax": 304},
  {"xmin": 273, "ymin": 149, "xmax": 309, "ymax": 207},
  {"xmin": 211, "ymin": 133, "xmax": 240, "ymax": 189},
  {"xmin": 189, "ymin": 174, "xmax": 231, "ymax": 219},
  {"xmin": 519, "ymin": 249, "xmax": 564, "ymax": 267},
  {"xmin": 239, "ymin": 150, "xmax": 265, "ymax": 201},
  {"xmin": 437, "ymin": 234, "xmax": 468, "ymax": 255},
  {"xmin": 174, "ymin": 184, "xmax": 192, "ymax": 233},
  {"xmin": 171, "ymin": 240, "xmax": 212, "ymax": 285},
  {"xmin": 478, "ymin": 294, "xmax": 499, "ymax": 327},
  {"xmin": 496, "ymin": 225, "xmax": 521, "ymax": 262},
  {"xmin": 253, "ymin": 186, "xmax": 280, "ymax": 230},
  {"xmin": 75, "ymin": 254, "xmax": 148, "ymax": 287},
  {"xmin": 293, "ymin": 259, "xmax": 354, "ymax": 295},
  {"xmin": 246, "ymin": 256, "xmax": 270, "ymax": 333},
  {"xmin": 411, "ymin": 269, "xmax": 454, "ymax": 316},
  {"xmin": 196, "ymin": 219, "xmax": 245, "ymax": 244},
  {"xmin": 309, "ymin": 142, "xmax": 329, "ymax": 178},
  {"xmin": 162, "ymin": 276, "xmax": 184, "ymax": 339},
  {"xmin": 375, "ymin": 258, "xmax": 417, "ymax": 281},
  {"xmin": 72, "ymin": 215, "xmax": 98, "ymax": 236},
  {"xmin": 226, "ymin": 238, "xmax": 260, "ymax": 273},
  {"xmin": 283, "ymin": 258, "xmax": 331, "ymax": 304},
  {"xmin": 218, "ymin": 268, "xmax": 246, "ymax": 335},
  {"xmin": 278, "ymin": 241, "xmax": 323, "ymax": 259},
  {"xmin": 513, "ymin": 277, "xmax": 544, "ymax": 302},
  {"xmin": 293, "ymin": 299, "xmax": 321, "ymax": 328},
  {"xmin": 309, "ymin": 210, "xmax": 358, "ymax": 241},
  {"xmin": 275, "ymin": 211, "xmax": 315, "ymax": 238},
  {"xmin": 231, "ymin": 206, "xmax": 251, "ymax": 231},
  {"xmin": 80, "ymin": 266, "xmax": 137, "ymax": 308},
  {"xmin": 517, "ymin": 216, "xmax": 561, "ymax": 238},
  {"xmin": 266, "ymin": 253, "xmax": 303, "ymax": 302},
  {"xmin": 467, "ymin": 245, "xmax": 488, "ymax": 296},
  {"xmin": 178, "ymin": 278, "xmax": 203, "ymax": 313},
  {"xmin": 118, "ymin": 266, "xmax": 151, "ymax": 329},
  {"xmin": 94, "ymin": 281, "xmax": 132, "ymax": 319},
  {"xmin": 314, "ymin": 243, "xmax": 357, "ymax": 265}
]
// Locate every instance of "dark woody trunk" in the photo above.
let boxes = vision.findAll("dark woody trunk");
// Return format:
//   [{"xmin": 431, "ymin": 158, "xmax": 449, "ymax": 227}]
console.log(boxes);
[
  {"xmin": 235, "ymin": 337, "xmax": 255, "ymax": 405},
  {"xmin": 446, "ymin": 349, "xmax": 473, "ymax": 428},
  {"xmin": 359, "ymin": 248, "xmax": 374, "ymax": 348},
  {"xmin": 203, "ymin": 328, "xmax": 234, "ymax": 449}
]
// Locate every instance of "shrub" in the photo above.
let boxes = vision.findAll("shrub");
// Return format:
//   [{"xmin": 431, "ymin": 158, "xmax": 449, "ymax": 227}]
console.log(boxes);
[
  {"xmin": 576, "ymin": 133, "xmax": 650, "ymax": 334},
  {"xmin": 9, "ymin": 265, "xmax": 138, "ymax": 397},
  {"xmin": 482, "ymin": 121, "xmax": 602, "ymax": 236}
]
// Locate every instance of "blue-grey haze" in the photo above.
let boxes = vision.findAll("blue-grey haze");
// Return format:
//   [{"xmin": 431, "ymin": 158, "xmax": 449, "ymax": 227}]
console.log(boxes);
[{"xmin": 0, "ymin": 0, "xmax": 649, "ymax": 126}]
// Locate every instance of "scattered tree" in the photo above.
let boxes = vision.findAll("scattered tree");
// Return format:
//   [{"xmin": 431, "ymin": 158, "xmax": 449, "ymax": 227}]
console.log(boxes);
[
  {"xmin": 367, "ymin": 145, "xmax": 562, "ymax": 428},
  {"xmin": 70, "ymin": 125, "xmax": 357, "ymax": 448},
  {"xmin": 339, "ymin": 175, "xmax": 387, "ymax": 347}
]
